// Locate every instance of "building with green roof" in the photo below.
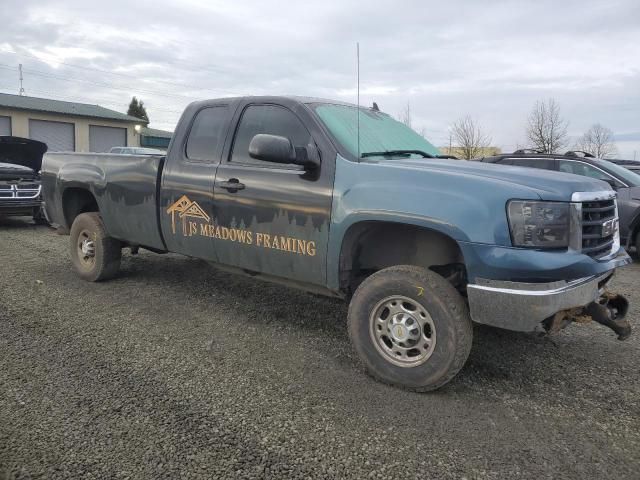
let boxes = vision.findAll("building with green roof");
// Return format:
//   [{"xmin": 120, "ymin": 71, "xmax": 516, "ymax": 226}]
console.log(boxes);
[{"xmin": 0, "ymin": 92, "xmax": 148, "ymax": 153}]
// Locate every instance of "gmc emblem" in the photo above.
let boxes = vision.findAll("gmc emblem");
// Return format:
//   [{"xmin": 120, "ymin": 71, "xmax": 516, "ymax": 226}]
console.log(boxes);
[{"xmin": 602, "ymin": 219, "xmax": 616, "ymax": 238}]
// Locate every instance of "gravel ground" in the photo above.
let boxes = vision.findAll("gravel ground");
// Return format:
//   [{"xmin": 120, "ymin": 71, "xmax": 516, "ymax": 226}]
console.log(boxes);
[{"xmin": 1, "ymin": 217, "xmax": 639, "ymax": 479}]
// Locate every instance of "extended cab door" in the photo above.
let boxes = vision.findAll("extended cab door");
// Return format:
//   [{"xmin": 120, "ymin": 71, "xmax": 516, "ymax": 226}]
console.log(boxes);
[
  {"xmin": 211, "ymin": 101, "xmax": 335, "ymax": 287},
  {"xmin": 159, "ymin": 101, "xmax": 236, "ymax": 260}
]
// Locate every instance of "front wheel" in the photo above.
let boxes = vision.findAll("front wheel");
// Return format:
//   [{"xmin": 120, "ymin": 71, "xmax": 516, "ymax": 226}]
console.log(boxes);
[
  {"xmin": 69, "ymin": 212, "xmax": 121, "ymax": 282},
  {"xmin": 347, "ymin": 265, "xmax": 473, "ymax": 392}
]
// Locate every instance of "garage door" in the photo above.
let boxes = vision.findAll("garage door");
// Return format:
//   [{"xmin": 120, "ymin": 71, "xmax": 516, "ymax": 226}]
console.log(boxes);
[
  {"xmin": 0, "ymin": 116, "xmax": 11, "ymax": 135},
  {"xmin": 89, "ymin": 125, "xmax": 127, "ymax": 153},
  {"xmin": 29, "ymin": 119, "xmax": 75, "ymax": 151}
]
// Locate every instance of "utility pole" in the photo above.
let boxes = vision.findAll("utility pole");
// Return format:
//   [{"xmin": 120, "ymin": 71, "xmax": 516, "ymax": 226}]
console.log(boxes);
[
  {"xmin": 448, "ymin": 132, "xmax": 453, "ymax": 155},
  {"xmin": 19, "ymin": 64, "xmax": 25, "ymax": 96}
]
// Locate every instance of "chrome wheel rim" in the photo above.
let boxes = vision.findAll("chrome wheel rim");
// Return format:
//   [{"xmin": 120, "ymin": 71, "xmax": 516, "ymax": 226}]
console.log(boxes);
[
  {"xmin": 369, "ymin": 295, "xmax": 436, "ymax": 368},
  {"xmin": 77, "ymin": 230, "xmax": 96, "ymax": 268}
]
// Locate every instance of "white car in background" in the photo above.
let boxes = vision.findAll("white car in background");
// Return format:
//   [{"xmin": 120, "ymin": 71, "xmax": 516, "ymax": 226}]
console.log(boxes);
[{"xmin": 108, "ymin": 147, "xmax": 165, "ymax": 155}]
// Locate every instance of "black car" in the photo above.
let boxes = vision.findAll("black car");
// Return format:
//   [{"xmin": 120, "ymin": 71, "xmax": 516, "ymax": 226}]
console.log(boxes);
[
  {"xmin": 0, "ymin": 136, "xmax": 48, "ymax": 223},
  {"xmin": 475, "ymin": 150, "xmax": 640, "ymax": 254}
]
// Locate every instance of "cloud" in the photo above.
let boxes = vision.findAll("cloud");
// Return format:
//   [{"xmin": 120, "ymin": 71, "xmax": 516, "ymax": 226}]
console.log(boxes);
[{"xmin": 0, "ymin": 0, "xmax": 638, "ymax": 155}]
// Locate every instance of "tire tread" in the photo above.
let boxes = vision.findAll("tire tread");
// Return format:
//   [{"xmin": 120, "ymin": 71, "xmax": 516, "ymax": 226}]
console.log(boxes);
[
  {"xmin": 347, "ymin": 265, "xmax": 472, "ymax": 392},
  {"xmin": 70, "ymin": 212, "xmax": 121, "ymax": 282}
]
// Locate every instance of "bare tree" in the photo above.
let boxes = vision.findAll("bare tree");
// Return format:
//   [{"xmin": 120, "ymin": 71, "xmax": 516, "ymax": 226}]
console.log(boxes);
[
  {"xmin": 526, "ymin": 98, "xmax": 568, "ymax": 153},
  {"xmin": 451, "ymin": 116, "xmax": 491, "ymax": 159},
  {"xmin": 398, "ymin": 101, "xmax": 412, "ymax": 128},
  {"xmin": 575, "ymin": 123, "xmax": 618, "ymax": 158}
]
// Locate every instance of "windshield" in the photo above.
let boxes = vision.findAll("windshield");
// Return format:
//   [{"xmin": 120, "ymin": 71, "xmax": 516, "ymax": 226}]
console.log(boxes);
[
  {"xmin": 595, "ymin": 159, "xmax": 640, "ymax": 187},
  {"xmin": 311, "ymin": 103, "xmax": 440, "ymax": 159}
]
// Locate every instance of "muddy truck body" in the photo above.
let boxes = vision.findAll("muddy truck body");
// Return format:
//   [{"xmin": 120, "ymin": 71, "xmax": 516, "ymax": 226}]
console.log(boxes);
[{"xmin": 42, "ymin": 96, "xmax": 632, "ymax": 391}]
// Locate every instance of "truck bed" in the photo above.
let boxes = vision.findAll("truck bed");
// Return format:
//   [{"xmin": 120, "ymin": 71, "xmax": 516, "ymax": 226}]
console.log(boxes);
[{"xmin": 41, "ymin": 152, "xmax": 166, "ymax": 250}]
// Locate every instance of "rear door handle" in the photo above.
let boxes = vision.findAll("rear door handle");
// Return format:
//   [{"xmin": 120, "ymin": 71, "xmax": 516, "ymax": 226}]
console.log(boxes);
[{"xmin": 218, "ymin": 179, "xmax": 245, "ymax": 191}]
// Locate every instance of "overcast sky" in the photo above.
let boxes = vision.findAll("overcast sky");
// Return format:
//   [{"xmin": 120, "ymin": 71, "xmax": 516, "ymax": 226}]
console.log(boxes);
[{"xmin": 1, "ymin": 0, "xmax": 639, "ymax": 156}]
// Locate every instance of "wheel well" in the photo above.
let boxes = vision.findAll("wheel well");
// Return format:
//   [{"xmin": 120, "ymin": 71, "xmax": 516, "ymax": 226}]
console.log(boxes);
[
  {"xmin": 62, "ymin": 188, "xmax": 99, "ymax": 228},
  {"xmin": 339, "ymin": 222, "xmax": 466, "ymax": 294}
]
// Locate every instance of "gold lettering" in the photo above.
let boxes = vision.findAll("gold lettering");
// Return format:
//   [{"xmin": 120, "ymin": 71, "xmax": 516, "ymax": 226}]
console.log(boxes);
[
  {"xmin": 297, "ymin": 239, "xmax": 306, "ymax": 255},
  {"xmin": 278, "ymin": 236, "xmax": 288, "ymax": 252},
  {"xmin": 307, "ymin": 241, "xmax": 316, "ymax": 256},
  {"xmin": 172, "ymin": 206, "xmax": 316, "ymax": 256}
]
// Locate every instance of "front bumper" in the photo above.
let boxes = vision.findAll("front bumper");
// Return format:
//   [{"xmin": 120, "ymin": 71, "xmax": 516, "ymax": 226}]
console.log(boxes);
[
  {"xmin": 467, "ymin": 250, "xmax": 632, "ymax": 332},
  {"xmin": 0, "ymin": 199, "xmax": 42, "ymax": 216}
]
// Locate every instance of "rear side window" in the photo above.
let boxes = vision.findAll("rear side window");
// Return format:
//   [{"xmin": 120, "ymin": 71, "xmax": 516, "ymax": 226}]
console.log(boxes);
[
  {"xmin": 186, "ymin": 106, "xmax": 227, "ymax": 162},
  {"xmin": 558, "ymin": 160, "xmax": 613, "ymax": 181},
  {"xmin": 509, "ymin": 158, "xmax": 556, "ymax": 170},
  {"xmin": 230, "ymin": 105, "xmax": 311, "ymax": 167}
]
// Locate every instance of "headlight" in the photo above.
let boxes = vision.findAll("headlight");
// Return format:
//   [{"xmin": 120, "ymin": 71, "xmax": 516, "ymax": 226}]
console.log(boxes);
[{"xmin": 507, "ymin": 200, "xmax": 570, "ymax": 248}]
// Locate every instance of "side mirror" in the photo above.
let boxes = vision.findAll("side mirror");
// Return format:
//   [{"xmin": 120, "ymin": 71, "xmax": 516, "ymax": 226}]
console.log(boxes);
[
  {"xmin": 249, "ymin": 134, "xmax": 319, "ymax": 169},
  {"xmin": 249, "ymin": 134, "xmax": 295, "ymax": 164},
  {"xmin": 604, "ymin": 178, "xmax": 618, "ymax": 190}
]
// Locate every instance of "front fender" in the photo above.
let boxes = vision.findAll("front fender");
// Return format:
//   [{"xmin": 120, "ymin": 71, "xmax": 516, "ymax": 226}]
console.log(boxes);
[
  {"xmin": 326, "ymin": 154, "xmax": 532, "ymax": 290},
  {"xmin": 327, "ymin": 211, "xmax": 467, "ymax": 290}
]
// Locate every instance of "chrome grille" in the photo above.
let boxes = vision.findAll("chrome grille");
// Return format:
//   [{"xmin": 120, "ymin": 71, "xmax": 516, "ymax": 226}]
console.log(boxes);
[
  {"xmin": 0, "ymin": 183, "xmax": 41, "ymax": 199},
  {"xmin": 581, "ymin": 198, "xmax": 617, "ymax": 258}
]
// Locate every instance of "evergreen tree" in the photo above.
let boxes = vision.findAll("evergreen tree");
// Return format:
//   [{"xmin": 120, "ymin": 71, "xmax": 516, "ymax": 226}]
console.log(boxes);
[{"xmin": 127, "ymin": 96, "xmax": 149, "ymax": 123}]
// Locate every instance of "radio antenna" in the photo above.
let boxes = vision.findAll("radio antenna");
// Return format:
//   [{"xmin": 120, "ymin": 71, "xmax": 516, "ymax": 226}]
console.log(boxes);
[{"xmin": 356, "ymin": 42, "xmax": 360, "ymax": 162}]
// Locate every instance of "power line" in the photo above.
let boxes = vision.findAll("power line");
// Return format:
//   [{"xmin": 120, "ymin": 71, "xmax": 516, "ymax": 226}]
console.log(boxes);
[
  {"xmin": 0, "ymin": 63, "xmax": 204, "ymax": 101},
  {"xmin": 0, "ymin": 48, "xmax": 244, "ymax": 96}
]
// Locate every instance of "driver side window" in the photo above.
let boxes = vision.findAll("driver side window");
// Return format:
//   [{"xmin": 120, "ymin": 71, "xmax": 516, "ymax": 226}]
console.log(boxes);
[{"xmin": 230, "ymin": 105, "xmax": 311, "ymax": 168}]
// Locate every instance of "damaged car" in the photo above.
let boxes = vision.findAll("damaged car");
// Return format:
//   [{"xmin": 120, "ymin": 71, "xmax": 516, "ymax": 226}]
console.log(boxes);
[{"xmin": 0, "ymin": 136, "xmax": 48, "ymax": 224}]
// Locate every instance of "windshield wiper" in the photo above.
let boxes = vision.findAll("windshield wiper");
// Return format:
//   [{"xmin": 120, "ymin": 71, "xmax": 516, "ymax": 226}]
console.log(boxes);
[{"xmin": 360, "ymin": 150, "xmax": 434, "ymax": 159}]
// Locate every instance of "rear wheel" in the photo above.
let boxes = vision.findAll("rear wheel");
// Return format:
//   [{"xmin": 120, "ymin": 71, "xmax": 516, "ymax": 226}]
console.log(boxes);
[
  {"xmin": 69, "ymin": 212, "xmax": 121, "ymax": 281},
  {"xmin": 347, "ymin": 265, "xmax": 472, "ymax": 392}
]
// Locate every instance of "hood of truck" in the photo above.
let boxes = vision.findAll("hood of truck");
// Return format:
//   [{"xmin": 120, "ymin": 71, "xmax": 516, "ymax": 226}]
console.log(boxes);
[
  {"xmin": 0, "ymin": 136, "xmax": 48, "ymax": 173},
  {"xmin": 370, "ymin": 157, "xmax": 611, "ymax": 201},
  {"xmin": 331, "ymin": 154, "xmax": 621, "ymax": 248}
]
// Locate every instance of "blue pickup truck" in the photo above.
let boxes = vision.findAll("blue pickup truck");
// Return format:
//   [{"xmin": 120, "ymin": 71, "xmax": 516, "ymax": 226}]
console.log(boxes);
[{"xmin": 41, "ymin": 96, "xmax": 632, "ymax": 391}]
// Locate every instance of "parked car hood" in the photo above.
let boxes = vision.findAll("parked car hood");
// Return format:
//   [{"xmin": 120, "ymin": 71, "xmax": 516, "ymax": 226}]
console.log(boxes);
[
  {"xmin": 0, "ymin": 162, "xmax": 39, "ymax": 180},
  {"xmin": 373, "ymin": 157, "xmax": 611, "ymax": 201},
  {"xmin": 0, "ymin": 136, "xmax": 48, "ymax": 172}
]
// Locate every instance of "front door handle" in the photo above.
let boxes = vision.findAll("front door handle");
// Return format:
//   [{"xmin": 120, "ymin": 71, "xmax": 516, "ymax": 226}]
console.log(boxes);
[{"xmin": 218, "ymin": 179, "xmax": 245, "ymax": 191}]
